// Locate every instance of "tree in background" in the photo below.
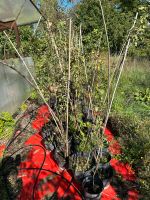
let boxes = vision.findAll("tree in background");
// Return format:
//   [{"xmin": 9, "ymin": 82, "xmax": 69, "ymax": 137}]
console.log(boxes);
[{"xmin": 73, "ymin": 0, "xmax": 150, "ymax": 57}]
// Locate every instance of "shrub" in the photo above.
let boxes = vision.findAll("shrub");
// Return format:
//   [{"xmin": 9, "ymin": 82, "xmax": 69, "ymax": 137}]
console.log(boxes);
[{"xmin": 0, "ymin": 112, "xmax": 15, "ymax": 140}]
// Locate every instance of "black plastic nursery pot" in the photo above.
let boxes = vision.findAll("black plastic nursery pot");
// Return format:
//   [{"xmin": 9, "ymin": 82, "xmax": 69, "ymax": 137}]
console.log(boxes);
[
  {"xmin": 53, "ymin": 149, "xmax": 66, "ymax": 168},
  {"xmin": 94, "ymin": 163, "xmax": 114, "ymax": 190},
  {"xmin": 82, "ymin": 174, "xmax": 103, "ymax": 200},
  {"xmin": 80, "ymin": 162, "xmax": 114, "ymax": 199}
]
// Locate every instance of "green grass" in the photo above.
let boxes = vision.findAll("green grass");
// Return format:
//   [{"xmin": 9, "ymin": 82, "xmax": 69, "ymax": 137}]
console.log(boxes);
[
  {"xmin": 112, "ymin": 64, "xmax": 150, "ymax": 119},
  {"xmin": 110, "ymin": 63, "xmax": 150, "ymax": 199}
]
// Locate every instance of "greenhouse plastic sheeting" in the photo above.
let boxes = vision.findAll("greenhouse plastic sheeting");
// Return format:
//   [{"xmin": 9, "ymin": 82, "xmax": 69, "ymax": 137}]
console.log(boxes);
[
  {"xmin": 0, "ymin": 0, "xmax": 41, "ymax": 26},
  {"xmin": 0, "ymin": 57, "xmax": 34, "ymax": 114}
]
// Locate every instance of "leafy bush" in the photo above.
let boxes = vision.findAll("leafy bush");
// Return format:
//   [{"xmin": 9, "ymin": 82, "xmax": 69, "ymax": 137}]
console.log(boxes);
[
  {"xmin": 0, "ymin": 112, "xmax": 15, "ymax": 140},
  {"xmin": 134, "ymin": 88, "xmax": 150, "ymax": 105}
]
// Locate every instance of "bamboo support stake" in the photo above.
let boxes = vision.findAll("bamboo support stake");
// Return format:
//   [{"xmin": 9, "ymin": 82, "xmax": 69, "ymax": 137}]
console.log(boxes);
[
  {"xmin": 103, "ymin": 38, "xmax": 131, "ymax": 129},
  {"xmin": 66, "ymin": 18, "xmax": 72, "ymax": 158},
  {"xmin": 99, "ymin": 0, "xmax": 111, "ymax": 109},
  {"xmin": 103, "ymin": 12, "xmax": 139, "ymax": 105},
  {"xmin": 47, "ymin": 21, "xmax": 63, "ymax": 73},
  {"xmin": 103, "ymin": 12, "xmax": 138, "ymax": 130},
  {"xmin": 95, "ymin": 12, "xmax": 138, "ymax": 170}
]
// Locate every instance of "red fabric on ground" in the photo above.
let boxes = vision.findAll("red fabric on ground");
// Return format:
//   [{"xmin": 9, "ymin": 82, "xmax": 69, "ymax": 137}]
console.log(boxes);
[
  {"xmin": 105, "ymin": 128, "xmax": 138, "ymax": 199},
  {"xmin": 101, "ymin": 185, "xmax": 121, "ymax": 200},
  {"xmin": 108, "ymin": 140, "xmax": 122, "ymax": 155},
  {"xmin": 128, "ymin": 189, "xmax": 139, "ymax": 200},
  {"xmin": 104, "ymin": 128, "xmax": 122, "ymax": 155},
  {"xmin": 0, "ymin": 106, "xmax": 139, "ymax": 200},
  {"xmin": 104, "ymin": 128, "xmax": 115, "ymax": 142},
  {"xmin": 110, "ymin": 159, "xmax": 136, "ymax": 182},
  {"xmin": 0, "ymin": 144, "xmax": 5, "ymax": 158},
  {"xmin": 18, "ymin": 132, "xmax": 82, "ymax": 200},
  {"xmin": 31, "ymin": 105, "xmax": 50, "ymax": 131},
  {"xmin": 18, "ymin": 105, "xmax": 82, "ymax": 200}
]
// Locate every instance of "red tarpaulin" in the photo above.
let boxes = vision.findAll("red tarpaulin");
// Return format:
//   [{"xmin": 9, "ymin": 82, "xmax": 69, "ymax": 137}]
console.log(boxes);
[{"xmin": 0, "ymin": 105, "xmax": 139, "ymax": 200}]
